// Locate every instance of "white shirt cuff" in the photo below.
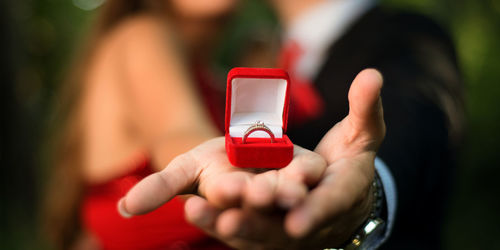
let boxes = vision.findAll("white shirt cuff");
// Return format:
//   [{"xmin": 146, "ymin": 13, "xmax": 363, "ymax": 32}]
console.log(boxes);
[{"xmin": 369, "ymin": 156, "xmax": 397, "ymax": 249}]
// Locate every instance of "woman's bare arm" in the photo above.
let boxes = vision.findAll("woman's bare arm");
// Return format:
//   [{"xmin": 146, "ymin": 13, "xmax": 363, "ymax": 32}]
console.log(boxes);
[{"xmin": 120, "ymin": 16, "xmax": 219, "ymax": 171}]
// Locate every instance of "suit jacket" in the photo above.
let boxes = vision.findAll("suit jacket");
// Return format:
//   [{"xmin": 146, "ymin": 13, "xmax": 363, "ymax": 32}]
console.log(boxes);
[{"xmin": 287, "ymin": 7, "xmax": 463, "ymax": 249}]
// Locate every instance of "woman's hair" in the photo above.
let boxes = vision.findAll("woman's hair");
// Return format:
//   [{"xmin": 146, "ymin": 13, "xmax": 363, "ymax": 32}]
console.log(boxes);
[{"xmin": 42, "ymin": 0, "xmax": 168, "ymax": 248}]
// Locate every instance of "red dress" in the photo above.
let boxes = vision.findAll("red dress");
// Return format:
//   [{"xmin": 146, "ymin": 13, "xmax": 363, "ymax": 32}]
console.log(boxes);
[
  {"xmin": 81, "ymin": 64, "xmax": 229, "ymax": 249},
  {"xmin": 81, "ymin": 156, "xmax": 229, "ymax": 250}
]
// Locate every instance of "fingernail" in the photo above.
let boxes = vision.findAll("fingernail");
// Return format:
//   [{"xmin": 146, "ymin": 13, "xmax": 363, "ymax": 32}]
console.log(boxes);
[
  {"xmin": 289, "ymin": 208, "xmax": 312, "ymax": 237},
  {"xmin": 117, "ymin": 198, "xmax": 133, "ymax": 218}
]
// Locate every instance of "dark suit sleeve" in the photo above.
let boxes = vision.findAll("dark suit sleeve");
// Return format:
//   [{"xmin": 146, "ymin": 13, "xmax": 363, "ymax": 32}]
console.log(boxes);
[
  {"xmin": 290, "ymin": 8, "xmax": 464, "ymax": 249},
  {"xmin": 375, "ymin": 12, "xmax": 463, "ymax": 249}
]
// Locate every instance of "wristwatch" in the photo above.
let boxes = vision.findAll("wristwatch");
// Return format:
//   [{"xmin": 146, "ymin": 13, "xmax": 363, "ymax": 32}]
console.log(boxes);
[
  {"xmin": 341, "ymin": 217, "xmax": 385, "ymax": 250},
  {"xmin": 326, "ymin": 172, "xmax": 386, "ymax": 250}
]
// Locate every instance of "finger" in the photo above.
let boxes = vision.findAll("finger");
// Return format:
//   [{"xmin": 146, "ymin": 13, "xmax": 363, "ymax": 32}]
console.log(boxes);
[
  {"xmin": 246, "ymin": 170, "xmax": 309, "ymax": 210},
  {"xmin": 275, "ymin": 147, "xmax": 327, "ymax": 209},
  {"xmin": 281, "ymin": 146, "xmax": 328, "ymax": 186},
  {"xmin": 215, "ymin": 208, "xmax": 289, "ymax": 246},
  {"xmin": 190, "ymin": 138, "xmax": 257, "ymax": 208},
  {"xmin": 243, "ymin": 170, "xmax": 279, "ymax": 210},
  {"xmin": 243, "ymin": 147, "xmax": 326, "ymax": 210},
  {"xmin": 200, "ymin": 171, "xmax": 253, "ymax": 208},
  {"xmin": 285, "ymin": 156, "xmax": 373, "ymax": 238},
  {"xmin": 275, "ymin": 178, "xmax": 308, "ymax": 209},
  {"xmin": 315, "ymin": 69, "xmax": 385, "ymax": 163},
  {"xmin": 185, "ymin": 198, "xmax": 262, "ymax": 250},
  {"xmin": 347, "ymin": 68, "xmax": 384, "ymax": 134},
  {"xmin": 118, "ymin": 152, "xmax": 200, "ymax": 217},
  {"xmin": 184, "ymin": 195, "xmax": 221, "ymax": 230}
]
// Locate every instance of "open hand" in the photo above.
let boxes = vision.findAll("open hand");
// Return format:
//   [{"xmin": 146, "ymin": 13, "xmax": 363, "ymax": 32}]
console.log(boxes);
[
  {"xmin": 182, "ymin": 69, "xmax": 386, "ymax": 249},
  {"xmin": 117, "ymin": 139, "xmax": 327, "ymax": 218},
  {"xmin": 118, "ymin": 68, "xmax": 385, "ymax": 249}
]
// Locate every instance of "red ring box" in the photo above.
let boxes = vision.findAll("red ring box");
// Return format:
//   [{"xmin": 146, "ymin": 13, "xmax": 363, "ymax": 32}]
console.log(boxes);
[{"xmin": 225, "ymin": 68, "xmax": 293, "ymax": 168}]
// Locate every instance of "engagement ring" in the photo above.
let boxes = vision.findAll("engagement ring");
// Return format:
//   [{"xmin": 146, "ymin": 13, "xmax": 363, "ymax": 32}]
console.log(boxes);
[{"xmin": 242, "ymin": 121, "xmax": 275, "ymax": 143}]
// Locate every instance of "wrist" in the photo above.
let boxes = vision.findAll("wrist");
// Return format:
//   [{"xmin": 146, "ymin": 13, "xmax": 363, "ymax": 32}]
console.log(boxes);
[{"xmin": 329, "ymin": 172, "xmax": 386, "ymax": 250}]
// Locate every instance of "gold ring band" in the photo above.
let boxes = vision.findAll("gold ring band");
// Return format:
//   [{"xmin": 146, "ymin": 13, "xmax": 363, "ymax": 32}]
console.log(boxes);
[{"xmin": 242, "ymin": 121, "xmax": 275, "ymax": 143}]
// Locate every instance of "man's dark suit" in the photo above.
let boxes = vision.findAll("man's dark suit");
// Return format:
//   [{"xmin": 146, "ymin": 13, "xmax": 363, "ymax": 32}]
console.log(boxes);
[{"xmin": 287, "ymin": 7, "xmax": 463, "ymax": 249}]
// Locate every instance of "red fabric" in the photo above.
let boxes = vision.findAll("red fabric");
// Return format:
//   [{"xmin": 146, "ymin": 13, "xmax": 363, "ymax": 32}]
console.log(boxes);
[
  {"xmin": 81, "ymin": 157, "xmax": 230, "ymax": 250},
  {"xmin": 193, "ymin": 62, "xmax": 226, "ymax": 133},
  {"xmin": 224, "ymin": 68, "xmax": 294, "ymax": 168},
  {"xmin": 225, "ymin": 134, "xmax": 293, "ymax": 168},
  {"xmin": 278, "ymin": 41, "xmax": 325, "ymax": 124}
]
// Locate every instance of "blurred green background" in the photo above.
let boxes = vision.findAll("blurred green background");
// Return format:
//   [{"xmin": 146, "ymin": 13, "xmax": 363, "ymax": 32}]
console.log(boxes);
[{"xmin": 1, "ymin": 0, "xmax": 499, "ymax": 249}]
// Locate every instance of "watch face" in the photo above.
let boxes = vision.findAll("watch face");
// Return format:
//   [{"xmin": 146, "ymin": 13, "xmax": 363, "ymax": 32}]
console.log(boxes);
[
  {"xmin": 342, "ymin": 218, "xmax": 385, "ymax": 250},
  {"xmin": 364, "ymin": 218, "xmax": 384, "ymax": 234}
]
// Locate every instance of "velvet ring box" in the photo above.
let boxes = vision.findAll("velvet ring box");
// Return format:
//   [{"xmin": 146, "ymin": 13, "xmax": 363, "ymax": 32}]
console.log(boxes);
[{"xmin": 225, "ymin": 67, "xmax": 294, "ymax": 168}]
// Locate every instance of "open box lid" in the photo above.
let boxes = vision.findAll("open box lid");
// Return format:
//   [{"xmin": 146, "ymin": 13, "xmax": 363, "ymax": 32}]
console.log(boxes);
[{"xmin": 225, "ymin": 68, "xmax": 290, "ymax": 138}]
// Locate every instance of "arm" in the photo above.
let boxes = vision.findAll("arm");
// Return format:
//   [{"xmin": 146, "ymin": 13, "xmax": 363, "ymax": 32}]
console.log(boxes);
[{"xmin": 121, "ymin": 16, "xmax": 219, "ymax": 170}]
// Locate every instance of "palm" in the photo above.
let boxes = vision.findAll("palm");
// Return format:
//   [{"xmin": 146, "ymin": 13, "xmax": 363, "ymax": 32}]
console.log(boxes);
[
  {"xmin": 119, "ymin": 137, "xmax": 326, "ymax": 217},
  {"xmin": 120, "ymin": 69, "xmax": 386, "ymax": 250},
  {"xmin": 119, "ymin": 138, "xmax": 248, "ymax": 214},
  {"xmin": 184, "ymin": 69, "xmax": 386, "ymax": 249}
]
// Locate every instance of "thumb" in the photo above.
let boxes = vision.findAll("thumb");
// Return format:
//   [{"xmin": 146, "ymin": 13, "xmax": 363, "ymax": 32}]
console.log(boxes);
[
  {"xmin": 117, "ymin": 153, "xmax": 199, "ymax": 217},
  {"xmin": 346, "ymin": 68, "xmax": 385, "ymax": 149},
  {"xmin": 314, "ymin": 69, "xmax": 385, "ymax": 163}
]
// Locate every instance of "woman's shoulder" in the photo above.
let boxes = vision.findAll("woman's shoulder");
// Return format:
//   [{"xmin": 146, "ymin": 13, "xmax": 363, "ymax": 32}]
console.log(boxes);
[
  {"xmin": 117, "ymin": 14, "xmax": 165, "ymax": 35},
  {"xmin": 106, "ymin": 14, "xmax": 170, "ymax": 51},
  {"xmin": 88, "ymin": 14, "xmax": 168, "ymax": 68},
  {"xmin": 96, "ymin": 13, "xmax": 179, "ymax": 76}
]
